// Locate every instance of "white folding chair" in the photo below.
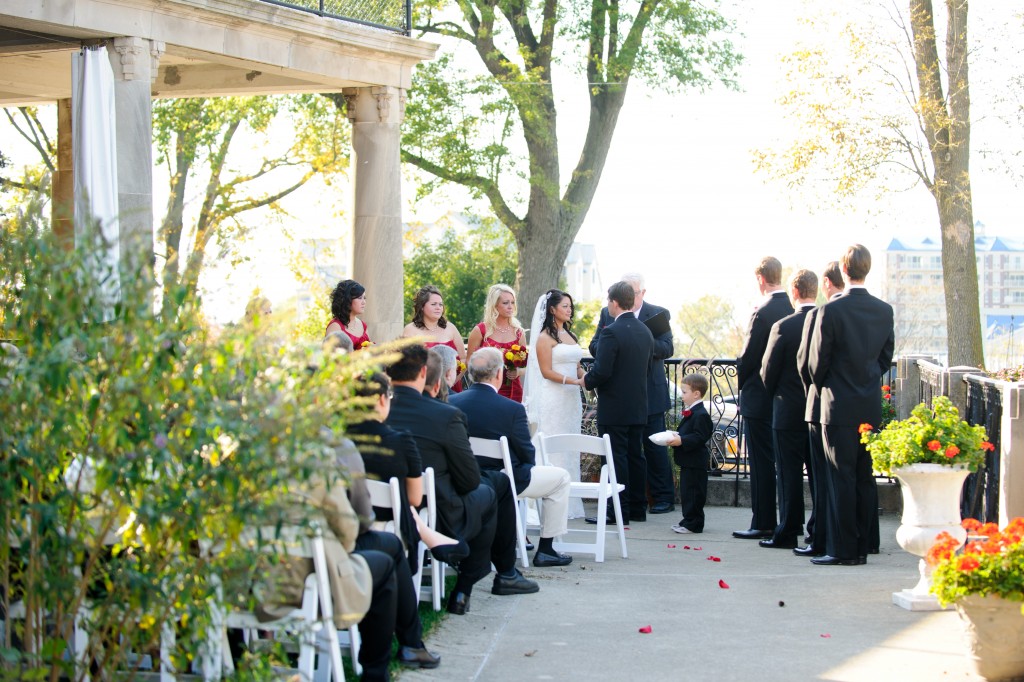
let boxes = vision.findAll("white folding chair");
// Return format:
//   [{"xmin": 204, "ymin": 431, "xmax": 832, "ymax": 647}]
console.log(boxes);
[
  {"xmin": 364, "ymin": 474, "xmax": 424, "ymax": 599},
  {"xmin": 469, "ymin": 436, "xmax": 530, "ymax": 568},
  {"xmin": 420, "ymin": 468, "xmax": 446, "ymax": 611},
  {"xmin": 207, "ymin": 525, "xmax": 346, "ymax": 682},
  {"xmin": 538, "ymin": 433, "xmax": 627, "ymax": 562}
]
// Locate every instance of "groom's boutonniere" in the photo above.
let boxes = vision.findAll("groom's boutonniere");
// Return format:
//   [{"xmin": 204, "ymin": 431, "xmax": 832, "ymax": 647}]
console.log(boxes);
[{"xmin": 682, "ymin": 409, "xmax": 692, "ymax": 418}]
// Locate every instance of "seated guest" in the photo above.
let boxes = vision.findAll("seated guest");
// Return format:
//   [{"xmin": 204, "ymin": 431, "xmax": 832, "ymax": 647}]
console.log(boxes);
[
  {"xmin": 450, "ymin": 348, "xmax": 573, "ymax": 567},
  {"xmin": 423, "ymin": 349, "xmax": 449, "ymax": 402},
  {"xmin": 323, "ymin": 330, "xmax": 354, "ymax": 354},
  {"xmin": 349, "ymin": 371, "xmax": 468, "ymax": 573},
  {"xmin": 385, "ymin": 344, "xmax": 539, "ymax": 615},
  {"xmin": 429, "ymin": 345, "xmax": 460, "ymax": 397},
  {"xmin": 255, "ymin": 435, "xmax": 439, "ymax": 678}
]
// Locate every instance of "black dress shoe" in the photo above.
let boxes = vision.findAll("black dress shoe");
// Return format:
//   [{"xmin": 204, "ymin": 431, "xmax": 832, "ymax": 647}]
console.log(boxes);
[
  {"xmin": 649, "ymin": 503, "xmax": 675, "ymax": 514},
  {"xmin": 492, "ymin": 570, "xmax": 540, "ymax": 595},
  {"xmin": 533, "ymin": 550, "xmax": 573, "ymax": 567},
  {"xmin": 732, "ymin": 529, "xmax": 772, "ymax": 539},
  {"xmin": 525, "ymin": 537, "xmax": 535, "ymax": 552},
  {"xmin": 810, "ymin": 555, "xmax": 862, "ymax": 566},
  {"xmin": 585, "ymin": 516, "xmax": 619, "ymax": 525},
  {"xmin": 793, "ymin": 545, "xmax": 825, "ymax": 557},
  {"xmin": 631, "ymin": 513, "xmax": 646, "ymax": 523},
  {"xmin": 759, "ymin": 538, "xmax": 798, "ymax": 549},
  {"xmin": 446, "ymin": 591, "xmax": 470, "ymax": 615},
  {"xmin": 397, "ymin": 645, "xmax": 441, "ymax": 669}
]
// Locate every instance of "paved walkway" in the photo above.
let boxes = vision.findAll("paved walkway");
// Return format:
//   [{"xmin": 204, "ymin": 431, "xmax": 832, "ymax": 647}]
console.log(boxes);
[{"xmin": 404, "ymin": 506, "xmax": 979, "ymax": 682}]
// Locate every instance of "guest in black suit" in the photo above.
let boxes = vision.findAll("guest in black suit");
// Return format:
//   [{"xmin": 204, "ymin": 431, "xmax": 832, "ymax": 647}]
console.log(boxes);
[
  {"xmin": 806, "ymin": 245, "xmax": 894, "ymax": 566},
  {"xmin": 733, "ymin": 257, "xmax": 794, "ymax": 540},
  {"xmin": 759, "ymin": 269, "xmax": 818, "ymax": 550},
  {"xmin": 583, "ymin": 281, "xmax": 654, "ymax": 524},
  {"xmin": 794, "ymin": 261, "xmax": 845, "ymax": 557},
  {"xmin": 451, "ymin": 348, "xmax": 573, "ymax": 567},
  {"xmin": 589, "ymin": 273, "xmax": 675, "ymax": 514},
  {"xmin": 385, "ymin": 345, "xmax": 538, "ymax": 615},
  {"xmin": 667, "ymin": 373, "xmax": 714, "ymax": 534}
]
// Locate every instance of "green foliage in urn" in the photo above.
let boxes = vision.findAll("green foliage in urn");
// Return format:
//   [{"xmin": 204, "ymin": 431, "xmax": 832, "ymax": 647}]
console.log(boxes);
[
  {"xmin": 0, "ymin": 200, "xmax": 379, "ymax": 677},
  {"xmin": 928, "ymin": 518, "xmax": 1024, "ymax": 610},
  {"xmin": 860, "ymin": 396, "xmax": 992, "ymax": 476}
]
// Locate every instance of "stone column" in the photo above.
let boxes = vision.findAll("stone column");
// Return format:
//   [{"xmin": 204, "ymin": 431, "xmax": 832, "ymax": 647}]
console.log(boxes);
[
  {"xmin": 106, "ymin": 37, "xmax": 163, "ymax": 285},
  {"xmin": 895, "ymin": 354, "xmax": 936, "ymax": 419},
  {"xmin": 52, "ymin": 98, "xmax": 74, "ymax": 249},
  {"xmin": 344, "ymin": 86, "xmax": 405, "ymax": 341},
  {"xmin": 945, "ymin": 365, "xmax": 980, "ymax": 417},
  {"xmin": 999, "ymin": 383, "xmax": 1023, "ymax": 527}
]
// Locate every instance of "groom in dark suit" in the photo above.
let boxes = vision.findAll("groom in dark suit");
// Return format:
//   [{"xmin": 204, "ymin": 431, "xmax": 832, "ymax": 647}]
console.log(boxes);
[
  {"xmin": 806, "ymin": 245, "xmax": 894, "ymax": 566},
  {"xmin": 589, "ymin": 273, "xmax": 675, "ymax": 515},
  {"xmin": 583, "ymin": 281, "xmax": 655, "ymax": 524},
  {"xmin": 733, "ymin": 256, "xmax": 794, "ymax": 540}
]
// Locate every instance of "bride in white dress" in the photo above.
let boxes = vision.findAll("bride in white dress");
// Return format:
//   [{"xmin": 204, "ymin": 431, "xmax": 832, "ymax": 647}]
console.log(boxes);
[{"xmin": 523, "ymin": 289, "xmax": 586, "ymax": 518}]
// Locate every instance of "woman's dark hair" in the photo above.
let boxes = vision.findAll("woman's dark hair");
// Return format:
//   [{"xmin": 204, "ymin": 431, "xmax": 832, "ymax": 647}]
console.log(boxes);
[
  {"xmin": 355, "ymin": 370, "xmax": 391, "ymax": 398},
  {"xmin": 542, "ymin": 289, "xmax": 577, "ymax": 343},
  {"xmin": 411, "ymin": 285, "xmax": 448, "ymax": 329},
  {"xmin": 330, "ymin": 279, "xmax": 365, "ymax": 325}
]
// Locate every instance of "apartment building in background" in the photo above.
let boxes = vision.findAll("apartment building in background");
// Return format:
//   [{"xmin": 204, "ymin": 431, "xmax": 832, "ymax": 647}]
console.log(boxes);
[{"xmin": 883, "ymin": 224, "xmax": 1024, "ymax": 368}]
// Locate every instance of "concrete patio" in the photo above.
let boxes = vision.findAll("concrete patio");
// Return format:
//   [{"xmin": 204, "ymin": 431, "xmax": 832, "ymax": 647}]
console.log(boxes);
[{"xmin": 404, "ymin": 505, "xmax": 980, "ymax": 681}]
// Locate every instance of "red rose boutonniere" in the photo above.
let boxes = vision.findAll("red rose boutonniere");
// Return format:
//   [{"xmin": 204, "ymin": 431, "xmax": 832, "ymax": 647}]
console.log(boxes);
[{"xmin": 682, "ymin": 409, "xmax": 692, "ymax": 418}]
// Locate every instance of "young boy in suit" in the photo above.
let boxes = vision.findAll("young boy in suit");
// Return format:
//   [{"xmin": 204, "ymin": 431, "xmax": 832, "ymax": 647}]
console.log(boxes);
[{"xmin": 668, "ymin": 374, "xmax": 714, "ymax": 534}]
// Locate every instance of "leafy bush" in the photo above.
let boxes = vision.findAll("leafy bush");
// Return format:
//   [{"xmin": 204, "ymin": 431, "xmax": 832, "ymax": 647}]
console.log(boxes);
[
  {"xmin": 929, "ymin": 518, "xmax": 1024, "ymax": 609},
  {"xmin": 860, "ymin": 396, "xmax": 992, "ymax": 476},
  {"xmin": 0, "ymin": 200, "xmax": 377, "ymax": 678}
]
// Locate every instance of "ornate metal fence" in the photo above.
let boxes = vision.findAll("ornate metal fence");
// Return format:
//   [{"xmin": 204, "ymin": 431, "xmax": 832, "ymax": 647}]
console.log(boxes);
[
  {"xmin": 962, "ymin": 376, "xmax": 1002, "ymax": 522},
  {"xmin": 257, "ymin": 0, "xmax": 411, "ymax": 34}
]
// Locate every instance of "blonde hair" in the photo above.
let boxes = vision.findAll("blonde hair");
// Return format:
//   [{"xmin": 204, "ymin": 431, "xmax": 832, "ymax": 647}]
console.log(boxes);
[{"xmin": 482, "ymin": 284, "xmax": 523, "ymax": 337}]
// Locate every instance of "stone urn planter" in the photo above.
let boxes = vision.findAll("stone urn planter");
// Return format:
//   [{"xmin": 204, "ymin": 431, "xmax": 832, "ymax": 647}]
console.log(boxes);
[
  {"xmin": 955, "ymin": 595, "xmax": 1024, "ymax": 681},
  {"xmin": 891, "ymin": 463, "xmax": 971, "ymax": 611}
]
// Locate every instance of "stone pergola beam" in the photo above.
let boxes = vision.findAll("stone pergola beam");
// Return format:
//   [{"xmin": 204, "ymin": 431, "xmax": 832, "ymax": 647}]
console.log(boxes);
[{"xmin": 153, "ymin": 62, "xmax": 326, "ymax": 99}]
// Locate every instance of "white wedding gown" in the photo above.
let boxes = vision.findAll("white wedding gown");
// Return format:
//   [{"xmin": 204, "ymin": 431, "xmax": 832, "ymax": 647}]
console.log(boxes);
[{"xmin": 530, "ymin": 343, "xmax": 585, "ymax": 518}]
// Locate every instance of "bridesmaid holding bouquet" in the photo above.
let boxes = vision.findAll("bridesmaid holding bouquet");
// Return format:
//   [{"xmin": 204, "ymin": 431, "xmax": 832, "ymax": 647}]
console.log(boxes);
[{"xmin": 467, "ymin": 284, "xmax": 526, "ymax": 402}]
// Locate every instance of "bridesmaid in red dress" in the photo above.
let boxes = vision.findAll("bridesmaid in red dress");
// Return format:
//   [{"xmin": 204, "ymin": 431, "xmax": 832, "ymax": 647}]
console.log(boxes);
[
  {"xmin": 466, "ymin": 284, "xmax": 525, "ymax": 402},
  {"xmin": 325, "ymin": 280, "xmax": 372, "ymax": 349},
  {"xmin": 401, "ymin": 285, "xmax": 466, "ymax": 392}
]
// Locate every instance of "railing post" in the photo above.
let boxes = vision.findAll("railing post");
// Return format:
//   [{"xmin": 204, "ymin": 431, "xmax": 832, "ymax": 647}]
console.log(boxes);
[
  {"xmin": 896, "ymin": 355, "xmax": 935, "ymax": 419},
  {"xmin": 945, "ymin": 365, "xmax": 981, "ymax": 418},
  {"xmin": 999, "ymin": 383, "xmax": 1024, "ymax": 527}
]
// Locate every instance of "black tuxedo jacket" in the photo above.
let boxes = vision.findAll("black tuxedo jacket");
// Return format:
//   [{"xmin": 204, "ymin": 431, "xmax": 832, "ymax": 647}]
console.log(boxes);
[
  {"xmin": 385, "ymin": 384, "xmax": 482, "ymax": 536},
  {"xmin": 808, "ymin": 289, "xmax": 895, "ymax": 427},
  {"xmin": 450, "ymin": 383, "xmax": 535, "ymax": 494},
  {"xmin": 584, "ymin": 312, "xmax": 654, "ymax": 426},
  {"xmin": 738, "ymin": 291, "xmax": 794, "ymax": 420},
  {"xmin": 589, "ymin": 302, "xmax": 672, "ymax": 415},
  {"xmin": 797, "ymin": 306, "xmax": 822, "ymax": 423},
  {"xmin": 761, "ymin": 305, "xmax": 815, "ymax": 431},
  {"xmin": 672, "ymin": 401, "xmax": 714, "ymax": 469}
]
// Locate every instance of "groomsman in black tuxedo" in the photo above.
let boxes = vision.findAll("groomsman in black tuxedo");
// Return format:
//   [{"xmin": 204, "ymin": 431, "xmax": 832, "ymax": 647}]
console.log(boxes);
[
  {"xmin": 806, "ymin": 245, "xmax": 894, "ymax": 566},
  {"xmin": 583, "ymin": 281, "xmax": 655, "ymax": 524},
  {"xmin": 733, "ymin": 257, "xmax": 794, "ymax": 540},
  {"xmin": 758, "ymin": 269, "xmax": 818, "ymax": 549},
  {"xmin": 589, "ymin": 273, "xmax": 675, "ymax": 515},
  {"xmin": 794, "ymin": 261, "xmax": 845, "ymax": 557}
]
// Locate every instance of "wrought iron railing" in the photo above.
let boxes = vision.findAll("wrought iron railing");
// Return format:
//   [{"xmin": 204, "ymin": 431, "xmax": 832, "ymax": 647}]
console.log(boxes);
[
  {"xmin": 963, "ymin": 375, "xmax": 1002, "ymax": 523},
  {"xmin": 257, "ymin": 0, "xmax": 411, "ymax": 34}
]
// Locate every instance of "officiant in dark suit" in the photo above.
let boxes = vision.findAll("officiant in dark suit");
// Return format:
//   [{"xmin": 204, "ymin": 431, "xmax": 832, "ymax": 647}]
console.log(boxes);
[
  {"xmin": 806, "ymin": 245, "xmax": 894, "ymax": 566},
  {"xmin": 589, "ymin": 273, "xmax": 675, "ymax": 515},
  {"xmin": 583, "ymin": 281, "xmax": 655, "ymax": 524},
  {"xmin": 733, "ymin": 257, "xmax": 794, "ymax": 540},
  {"xmin": 759, "ymin": 269, "xmax": 818, "ymax": 550}
]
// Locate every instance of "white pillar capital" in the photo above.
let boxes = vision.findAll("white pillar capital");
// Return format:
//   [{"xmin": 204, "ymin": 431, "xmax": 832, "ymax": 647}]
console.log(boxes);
[
  {"xmin": 342, "ymin": 86, "xmax": 405, "ymax": 124},
  {"xmin": 149, "ymin": 41, "xmax": 166, "ymax": 83},
  {"xmin": 110, "ymin": 36, "xmax": 150, "ymax": 81}
]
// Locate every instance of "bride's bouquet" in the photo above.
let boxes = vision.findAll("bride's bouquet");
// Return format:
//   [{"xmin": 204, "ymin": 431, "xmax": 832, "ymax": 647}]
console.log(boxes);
[{"xmin": 503, "ymin": 344, "xmax": 529, "ymax": 383}]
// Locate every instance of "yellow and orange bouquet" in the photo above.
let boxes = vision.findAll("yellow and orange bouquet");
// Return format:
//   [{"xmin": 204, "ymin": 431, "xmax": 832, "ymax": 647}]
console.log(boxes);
[{"xmin": 503, "ymin": 344, "xmax": 528, "ymax": 382}]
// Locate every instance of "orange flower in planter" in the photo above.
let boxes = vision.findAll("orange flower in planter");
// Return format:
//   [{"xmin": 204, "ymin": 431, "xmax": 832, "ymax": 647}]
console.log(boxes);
[
  {"xmin": 962, "ymin": 518, "xmax": 983, "ymax": 532},
  {"xmin": 927, "ymin": 440, "xmax": 942, "ymax": 451},
  {"xmin": 981, "ymin": 441, "xmax": 995, "ymax": 451},
  {"xmin": 858, "ymin": 423, "xmax": 872, "ymax": 434},
  {"xmin": 945, "ymin": 445, "xmax": 960, "ymax": 458},
  {"xmin": 957, "ymin": 555, "xmax": 981, "ymax": 572}
]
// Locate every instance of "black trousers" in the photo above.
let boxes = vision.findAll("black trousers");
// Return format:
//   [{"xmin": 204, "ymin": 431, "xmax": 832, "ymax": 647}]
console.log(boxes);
[
  {"xmin": 821, "ymin": 425, "xmax": 879, "ymax": 560},
  {"xmin": 678, "ymin": 466, "xmax": 708, "ymax": 532},
  {"xmin": 771, "ymin": 426, "xmax": 809, "ymax": 543},
  {"xmin": 599, "ymin": 422, "xmax": 647, "ymax": 522},
  {"xmin": 744, "ymin": 416, "xmax": 777, "ymax": 532},
  {"xmin": 478, "ymin": 470, "xmax": 519, "ymax": 577},
  {"xmin": 644, "ymin": 412, "xmax": 674, "ymax": 507},
  {"xmin": 449, "ymin": 484, "xmax": 497, "ymax": 593}
]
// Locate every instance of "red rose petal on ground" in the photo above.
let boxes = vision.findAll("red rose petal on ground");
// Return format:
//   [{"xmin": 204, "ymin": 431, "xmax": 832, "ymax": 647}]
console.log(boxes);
[
  {"xmin": 820, "ymin": 634, "xmax": 831, "ymax": 638},
  {"xmin": 718, "ymin": 579, "xmax": 730, "ymax": 589},
  {"xmin": 706, "ymin": 556, "xmax": 721, "ymax": 562},
  {"xmin": 683, "ymin": 545, "xmax": 691, "ymax": 550},
  {"xmin": 667, "ymin": 544, "xmax": 676, "ymax": 549},
  {"xmin": 638, "ymin": 625, "xmax": 652, "ymax": 634},
  {"xmin": 693, "ymin": 547, "xmax": 702, "ymax": 551}
]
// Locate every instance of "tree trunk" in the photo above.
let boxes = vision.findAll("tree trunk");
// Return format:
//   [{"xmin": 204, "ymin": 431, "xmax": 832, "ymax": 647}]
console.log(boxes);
[{"xmin": 910, "ymin": 0, "xmax": 984, "ymax": 368}]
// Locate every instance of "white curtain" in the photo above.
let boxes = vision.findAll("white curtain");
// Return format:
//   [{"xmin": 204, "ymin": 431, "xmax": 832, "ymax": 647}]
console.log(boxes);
[{"xmin": 71, "ymin": 45, "xmax": 120, "ymax": 321}]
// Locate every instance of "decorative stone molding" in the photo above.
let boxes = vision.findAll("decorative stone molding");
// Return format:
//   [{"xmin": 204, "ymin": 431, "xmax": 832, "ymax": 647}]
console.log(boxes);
[
  {"xmin": 111, "ymin": 37, "xmax": 147, "ymax": 81},
  {"xmin": 342, "ymin": 88, "xmax": 359, "ymax": 123},
  {"xmin": 149, "ymin": 40, "xmax": 165, "ymax": 83},
  {"xmin": 398, "ymin": 88, "xmax": 407, "ymax": 121},
  {"xmin": 371, "ymin": 86, "xmax": 393, "ymax": 123}
]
